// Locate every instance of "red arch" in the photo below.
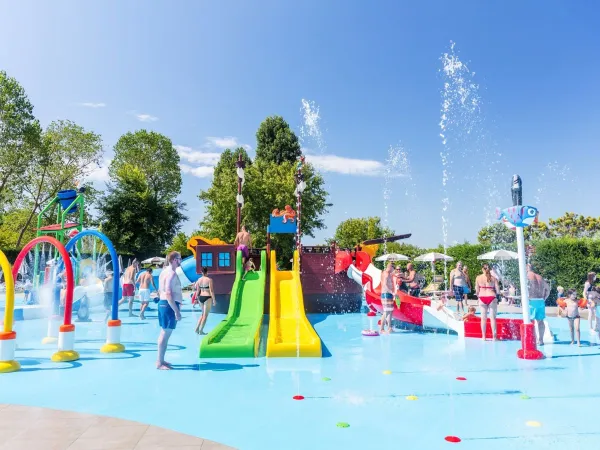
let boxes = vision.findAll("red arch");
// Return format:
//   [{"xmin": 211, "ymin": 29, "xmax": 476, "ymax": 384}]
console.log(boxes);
[{"xmin": 12, "ymin": 236, "xmax": 75, "ymax": 326}]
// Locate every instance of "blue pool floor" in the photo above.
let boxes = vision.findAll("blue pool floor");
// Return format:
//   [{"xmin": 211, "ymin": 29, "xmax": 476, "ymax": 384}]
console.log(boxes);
[{"xmin": 2, "ymin": 305, "xmax": 600, "ymax": 450}]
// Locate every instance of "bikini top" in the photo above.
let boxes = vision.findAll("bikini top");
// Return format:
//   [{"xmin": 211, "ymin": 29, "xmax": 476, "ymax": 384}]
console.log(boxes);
[{"xmin": 198, "ymin": 278, "xmax": 210, "ymax": 289}]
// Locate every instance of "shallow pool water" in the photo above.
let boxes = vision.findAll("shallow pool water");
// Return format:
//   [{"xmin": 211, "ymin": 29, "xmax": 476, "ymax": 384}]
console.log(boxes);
[{"xmin": 1, "ymin": 305, "xmax": 600, "ymax": 449}]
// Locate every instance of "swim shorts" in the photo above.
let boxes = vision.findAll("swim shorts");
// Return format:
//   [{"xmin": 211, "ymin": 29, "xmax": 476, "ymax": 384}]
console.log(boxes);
[
  {"xmin": 237, "ymin": 245, "xmax": 249, "ymax": 260},
  {"xmin": 381, "ymin": 293, "xmax": 394, "ymax": 312},
  {"xmin": 103, "ymin": 292, "xmax": 112, "ymax": 310},
  {"xmin": 122, "ymin": 283, "xmax": 134, "ymax": 297},
  {"xmin": 139, "ymin": 288, "xmax": 150, "ymax": 303},
  {"xmin": 453, "ymin": 285, "xmax": 464, "ymax": 300},
  {"xmin": 529, "ymin": 298, "xmax": 546, "ymax": 321},
  {"xmin": 158, "ymin": 300, "xmax": 179, "ymax": 330}
]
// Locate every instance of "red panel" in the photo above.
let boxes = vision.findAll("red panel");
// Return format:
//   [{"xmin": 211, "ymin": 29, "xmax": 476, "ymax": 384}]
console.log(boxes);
[
  {"xmin": 334, "ymin": 251, "xmax": 352, "ymax": 274},
  {"xmin": 38, "ymin": 223, "xmax": 79, "ymax": 231},
  {"xmin": 463, "ymin": 316, "xmax": 522, "ymax": 340},
  {"xmin": 355, "ymin": 251, "xmax": 371, "ymax": 272}
]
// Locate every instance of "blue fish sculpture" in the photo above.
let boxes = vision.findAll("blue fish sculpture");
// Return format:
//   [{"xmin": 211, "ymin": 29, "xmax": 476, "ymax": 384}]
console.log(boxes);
[{"xmin": 496, "ymin": 206, "xmax": 539, "ymax": 228}]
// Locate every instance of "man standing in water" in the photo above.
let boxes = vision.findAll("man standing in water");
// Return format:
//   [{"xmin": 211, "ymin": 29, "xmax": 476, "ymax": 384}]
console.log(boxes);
[
  {"xmin": 234, "ymin": 225, "xmax": 252, "ymax": 263},
  {"xmin": 119, "ymin": 259, "xmax": 139, "ymax": 317},
  {"xmin": 157, "ymin": 252, "xmax": 182, "ymax": 370},
  {"xmin": 379, "ymin": 261, "xmax": 395, "ymax": 334},
  {"xmin": 527, "ymin": 263, "xmax": 550, "ymax": 346},
  {"xmin": 138, "ymin": 267, "xmax": 157, "ymax": 320}
]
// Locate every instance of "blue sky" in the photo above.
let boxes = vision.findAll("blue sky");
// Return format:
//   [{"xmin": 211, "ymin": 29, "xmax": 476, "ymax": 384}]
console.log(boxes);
[{"xmin": 1, "ymin": 0, "xmax": 599, "ymax": 248}]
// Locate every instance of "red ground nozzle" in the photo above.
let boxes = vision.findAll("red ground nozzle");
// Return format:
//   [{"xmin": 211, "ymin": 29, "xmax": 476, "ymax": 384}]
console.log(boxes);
[
  {"xmin": 517, "ymin": 323, "xmax": 544, "ymax": 360},
  {"xmin": 367, "ymin": 311, "xmax": 376, "ymax": 317}
]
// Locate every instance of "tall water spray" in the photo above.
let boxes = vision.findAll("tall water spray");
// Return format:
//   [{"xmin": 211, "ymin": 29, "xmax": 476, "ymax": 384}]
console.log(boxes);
[
  {"xmin": 300, "ymin": 99, "xmax": 324, "ymax": 151},
  {"xmin": 382, "ymin": 145, "xmax": 412, "ymax": 254},
  {"xmin": 439, "ymin": 41, "xmax": 483, "ymax": 286}
]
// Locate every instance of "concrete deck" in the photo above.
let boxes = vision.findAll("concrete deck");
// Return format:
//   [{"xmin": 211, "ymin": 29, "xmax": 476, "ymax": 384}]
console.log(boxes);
[{"xmin": 0, "ymin": 404, "xmax": 234, "ymax": 450}]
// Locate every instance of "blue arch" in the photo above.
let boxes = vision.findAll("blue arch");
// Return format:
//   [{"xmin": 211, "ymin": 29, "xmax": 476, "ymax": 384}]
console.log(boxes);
[{"xmin": 64, "ymin": 229, "xmax": 120, "ymax": 321}]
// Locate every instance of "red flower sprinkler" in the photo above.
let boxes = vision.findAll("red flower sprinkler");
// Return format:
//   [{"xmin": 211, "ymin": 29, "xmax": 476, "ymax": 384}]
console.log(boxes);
[{"xmin": 362, "ymin": 311, "xmax": 379, "ymax": 336}]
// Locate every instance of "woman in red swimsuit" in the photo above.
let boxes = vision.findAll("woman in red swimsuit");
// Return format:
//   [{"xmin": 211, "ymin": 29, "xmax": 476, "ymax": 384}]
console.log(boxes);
[{"xmin": 475, "ymin": 263, "xmax": 500, "ymax": 341}]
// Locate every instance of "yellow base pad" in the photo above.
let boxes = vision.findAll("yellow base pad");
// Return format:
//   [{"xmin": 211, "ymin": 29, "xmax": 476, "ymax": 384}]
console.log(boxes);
[
  {"xmin": 51, "ymin": 350, "xmax": 80, "ymax": 362},
  {"xmin": 100, "ymin": 343, "xmax": 125, "ymax": 353},
  {"xmin": 42, "ymin": 337, "xmax": 58, "ymax": 345},
  {"xmin": 0, "ymin": 360, "xmax": 21, "ymax": 373}
]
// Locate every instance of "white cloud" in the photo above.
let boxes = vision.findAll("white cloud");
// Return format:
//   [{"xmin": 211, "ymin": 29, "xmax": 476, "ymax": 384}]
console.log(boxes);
[
  {"xmin": 180, "ymin": 163, "xmax": 214, "ymax": 178},
  {"xmin": 306, "ymin": 154, "xmax": 387, "ymax": 176},
  {"xmin": 175, "ymin": 145, "xmax": 221, "ymax": 166},
  {"xmin": 176, "ymin": 136, "xmax": 252, "ymax": 179},
  {"xmin": 79, "ymin": 102, "xmax": 106, "ymax": 108},
  {"xmin": 85, "ymin": 159, "xmax": 111, "ymax": 183},
  {"xmin": 205, "ymin": 136, "xmax": 252, "ymax": 151},
  {"xmin": 135, "ymin": 113, "xmax": 158, "ymax": 122}
]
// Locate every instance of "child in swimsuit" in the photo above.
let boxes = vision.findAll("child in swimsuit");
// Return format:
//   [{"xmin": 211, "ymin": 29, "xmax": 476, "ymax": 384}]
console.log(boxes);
[
  {"xmin": 242, "ymin": 258, "xmax": 255, "ymax": 280},
  {"xmin": 462, "ymin": 306, "xmax": 476, "ymax": 321},
  {"xmin": 562, "ymin": 289, "xmax": 582, "ymax": 346}
]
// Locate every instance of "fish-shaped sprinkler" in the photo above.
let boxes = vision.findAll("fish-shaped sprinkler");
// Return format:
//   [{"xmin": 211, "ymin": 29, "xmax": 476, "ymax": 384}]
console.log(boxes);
[{"xmin": 496, "ymin": 206, "xmax": 539, "ymax": 229}]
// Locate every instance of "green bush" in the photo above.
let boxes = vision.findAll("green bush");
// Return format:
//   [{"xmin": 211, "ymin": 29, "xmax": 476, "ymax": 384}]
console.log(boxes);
[{"xmin": 531, "ymin": 237, "xmax": 600, "ymax": 304}]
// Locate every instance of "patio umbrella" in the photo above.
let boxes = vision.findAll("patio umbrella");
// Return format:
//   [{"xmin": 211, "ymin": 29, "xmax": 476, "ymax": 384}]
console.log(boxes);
[
  {"xmin": 414, "ymin": 252, "xmax": 453, "ymax": 263},
  {"xmin": 477, "ymin": 249, "xmax": 518, "ymax": 287},
  {"xmin": 414, "ymin": 252, "xmax": 454, "ymax": 287},
  {"xmin": 375, "ymin": 253, "xmax": 409, "ymax": 262},
  {"xmin": 476, "ymin": 250, "xmax": 518, "ymax": 261},
  {"xmin": 141, "ymin": 256, "xmax": 166, "ymax": 265}
]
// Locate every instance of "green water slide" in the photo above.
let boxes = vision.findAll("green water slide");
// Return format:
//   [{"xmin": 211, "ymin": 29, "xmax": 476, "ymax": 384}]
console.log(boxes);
[{"xmin": 199, "ymin": 250, "xmax": 266, "ymax": 358}]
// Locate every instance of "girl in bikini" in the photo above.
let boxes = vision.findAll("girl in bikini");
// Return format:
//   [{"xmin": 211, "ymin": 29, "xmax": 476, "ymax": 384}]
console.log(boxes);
[
  {"xmin": 194, "ymin": 267, "xmax": 216, "ymax": 335},
  {"xmin": 475, "ymin": 263, "xmax": 500, "ymax": 341}
]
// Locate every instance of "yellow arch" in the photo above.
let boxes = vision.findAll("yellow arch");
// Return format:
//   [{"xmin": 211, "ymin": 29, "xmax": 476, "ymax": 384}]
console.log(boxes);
[
  {"xmin": 0, "ymin": 250, "xmax": 15, "ymax": 333},
  {"xmin": 186, "ymin": 235, "xmax": 228, "ymax": 259}
]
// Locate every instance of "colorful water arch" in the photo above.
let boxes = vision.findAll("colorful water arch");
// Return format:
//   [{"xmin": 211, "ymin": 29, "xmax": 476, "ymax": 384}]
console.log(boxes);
[
  {"xmin": 65, "ymin": 229, "xmax": 123, "ymax": 353},
  {"xmin": 0, "ymin": 249, "xmax": 19, "ymax": 373},
  {"xmin": 12, "ymin": 236, "xmax": 77, "ymax": 361}
]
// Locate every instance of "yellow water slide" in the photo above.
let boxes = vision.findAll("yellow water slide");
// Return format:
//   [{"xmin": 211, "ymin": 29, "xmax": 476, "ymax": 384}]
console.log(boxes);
[{"xmin": 266, "ymin": 250, "xmax": 322, "ymax": 357}]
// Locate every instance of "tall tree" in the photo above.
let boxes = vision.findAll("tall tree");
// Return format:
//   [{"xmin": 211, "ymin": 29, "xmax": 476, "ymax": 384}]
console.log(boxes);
[
  {"xmin": 198, "ymin": 147, "xmax": 252, "ymax": 243},
  {"xmin": 14, "ymin": 120, "xmax": 103, "ymax": 246},
  {"xmin": 255, "ymin": 115, "xmax": 302, "ymax": 164},
  {"xmin": 477, "ymin": 223, "xmax": 516, "ymax": 245},
  {"xmin": 166, "ymin": 231, "xmax": 193, "ymax": 258},
  {"xmin": 98, "ymin": 130, "xmax": 187, "ymax": 257},
  {"xmin": 198, "ymin": 152, "xmax": 329, "ymax": 265},
  {"xmin": 0, "ymin": 70, "xmax": 41, "ymax": 210},
  {"xmin": 332, "ymin": 217, "xmax": 394, "ymax": 249}
]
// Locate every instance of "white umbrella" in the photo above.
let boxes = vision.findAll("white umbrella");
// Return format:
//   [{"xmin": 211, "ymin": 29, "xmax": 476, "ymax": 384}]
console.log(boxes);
[
  {"xmin": 414, "ymin": 252, "xmax": 453, "ymax": 289},
  {"xmin": 141, "ymin": 256, "xmax": 166, "ymax": 265},
  {"xmin": 477, "ymin": 250, "xmax": 518, "ymax": 261},
  {"xmin": 477, "ymin": 249, "xmax": 518, "ymax": 288},
  {"xmin": 414, "ymin": 252, "xmax": 453, "ymax": 262},
  {"xmin": 375, "ymin": 253, "xmax": 409, "ymax": 262}
]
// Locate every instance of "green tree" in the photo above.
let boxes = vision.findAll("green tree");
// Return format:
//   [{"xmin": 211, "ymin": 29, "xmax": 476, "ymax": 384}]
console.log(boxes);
[
  {"xmin": 0, "ymin": 70, "xmax": 42, "ymax": 209},
  {"xmin": 166, "ymin": 232, "xmax": 193, "ymax": 258},
  {"xmin": 244, "ymin": 160, "xmax": 329, "ymax": 264},
  {"xmin": 198, "ymin": 147, "xmax": 252, "ymax": 243},
  {"xmin": 332, "ymin": 217, "xmax": 394, "ymax": 249},
  {"xmin": 255, "ymin": 116, "xmax": 302, "ymax": 164},
  {"xmin": 14, "ymin": 120, "xmax": 103, "ymax": 246},
  {"xmin": 0, "ymin": 208, "xmax": 36, "ymax": 248},
  {"xmin": 477, "ymin": 223, "xmax": 516, "ymax": 245},
  {"xmin": 98, "ymin": 130, "xmax": 187, "ymax": 257},
  {"xmin": 198, "ymin": 151, "xmax": 329, "ymax": 265}
]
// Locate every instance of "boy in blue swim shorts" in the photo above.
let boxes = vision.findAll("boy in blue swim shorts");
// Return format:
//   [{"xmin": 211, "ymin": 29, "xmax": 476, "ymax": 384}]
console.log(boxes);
[{"xmin": 156, "ymin": 251, "xmax": 183, "ymax": 370}]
